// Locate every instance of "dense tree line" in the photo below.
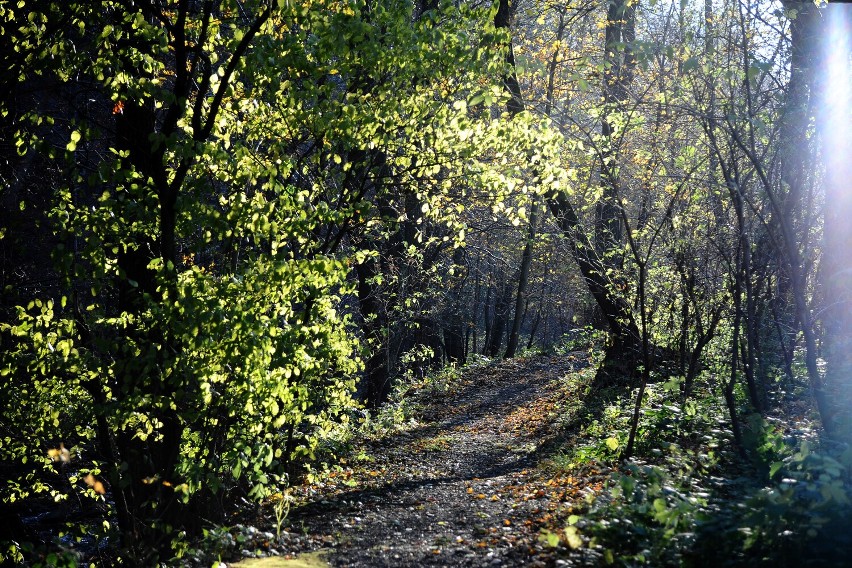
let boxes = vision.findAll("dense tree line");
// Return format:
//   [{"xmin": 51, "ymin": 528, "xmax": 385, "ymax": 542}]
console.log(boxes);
[{"xmin": 0, "ymin": 0, "xmax": 850, "ymax": 563}]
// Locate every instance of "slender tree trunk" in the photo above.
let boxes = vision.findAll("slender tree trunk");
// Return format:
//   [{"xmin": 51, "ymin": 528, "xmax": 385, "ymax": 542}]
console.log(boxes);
[
  {"xmin": 483, "ymin": 277, "xmax": 493, "ymax": 355},
  {"xmin": 506, "ymin": 199, "xmax": 539, "ymax": 358},
  {"xmin": 623, "ymin": 259, "xmax": 649, "ymax": 460},
  {"xmin": 726, "ymin": 249, "xmax": 748, "ymax": 457},
  {"xmin": 445, "ymin": 247, "xmax": 468, "ymax": 364},
  {"xmin": 356, "ymin": 258, "xmax": 391, "ymax": 408},
  {"xmin": 487, "ymin": 268, "xmax": 513, "ymax": 357},
  {"xmin": 596, "ymin": 0, "xmax": 634, "ymax": 259},
  {"xmin": 740, "ymin": 207, "xmax": 763, "ymax": 411},
  {"xmin": 505, "ymin": 10, "xmax": 565, "ymax": 359},
  {"xmin": 469, "ymin": 256, "xmax": 482, "ymax": 356}
]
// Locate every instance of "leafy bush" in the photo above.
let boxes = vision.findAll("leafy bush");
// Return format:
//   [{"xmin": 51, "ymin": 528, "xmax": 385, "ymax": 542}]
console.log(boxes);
[
  {"xmin": 685, "ymin": 414, "xmax": 852, "ymax": 566},
  {"xmin": 548, "ymin": 377, "xmax": 737, "ymax": 566},
  {"xmin": 0, "ymin": 254, "xmax": 361, "ymax": 561},
  {"xmin": 732, "ymin": 423, "xmax": 852, "ymax": 565},
  {"xmin": 580, "ymin": 461, "xmax": 709, "ymax": 566}
]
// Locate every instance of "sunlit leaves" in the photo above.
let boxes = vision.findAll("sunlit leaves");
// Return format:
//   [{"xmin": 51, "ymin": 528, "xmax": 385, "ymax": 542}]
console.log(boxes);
[{"xmin": 2, "ymin": 1, "xmax": 574, "ymax": 559}]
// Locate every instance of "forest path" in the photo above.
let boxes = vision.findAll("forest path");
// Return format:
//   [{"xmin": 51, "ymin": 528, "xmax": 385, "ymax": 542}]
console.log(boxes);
[{"xmin": 246, "ymin": 354, "xmax": 600, "ymax": 568}]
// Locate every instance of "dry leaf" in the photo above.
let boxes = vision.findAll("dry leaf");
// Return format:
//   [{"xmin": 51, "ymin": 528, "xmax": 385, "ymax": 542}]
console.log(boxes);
[
  {"xmin": 83, "ymin": 473, "xmax": 106, "ymax": 494},
  {"xmin": 48, "ymin": 443, "xmax": 71, "ymax": 463}
]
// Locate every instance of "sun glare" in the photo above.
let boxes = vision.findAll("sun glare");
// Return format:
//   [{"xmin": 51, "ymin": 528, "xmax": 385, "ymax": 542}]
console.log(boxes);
[
  {"xmin": 821, "ymin": 3, "xmax": 852, "ymax": 418},
  {"xmin": 821, "ymin": 5, "xmax": 852, "ymax": 162}
]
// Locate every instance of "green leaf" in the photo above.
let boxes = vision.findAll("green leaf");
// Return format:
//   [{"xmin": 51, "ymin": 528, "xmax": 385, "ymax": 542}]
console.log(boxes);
[
  {"xmin": 605, "ymin": 437, "xmax": 619, "ymax": 451},
  {"xmin": 769, "ymin": 460, "xmax": 784, "ymax": 479},
  {"xmin": 546, "ymin": 531, "xmax": 559, "ymax": 547}
]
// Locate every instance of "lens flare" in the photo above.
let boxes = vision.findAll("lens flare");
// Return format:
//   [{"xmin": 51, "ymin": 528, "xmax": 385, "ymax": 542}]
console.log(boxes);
[
  {"xmin": 820, "ymin": 3, "xmax": 852, "ymax": 434},
  {"xmin": 821, "ymin": 6, "xmax": 852, "ymax": 162},
  {"xmin": 820, "ymin": 5, "xmax": 852, "ymax": 240}
]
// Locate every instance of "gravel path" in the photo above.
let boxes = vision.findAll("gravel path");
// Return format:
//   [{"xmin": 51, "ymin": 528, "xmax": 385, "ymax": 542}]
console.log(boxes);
[{"xmin": 268, "ymin": 354, "xmax": 590, "ymax": 568}]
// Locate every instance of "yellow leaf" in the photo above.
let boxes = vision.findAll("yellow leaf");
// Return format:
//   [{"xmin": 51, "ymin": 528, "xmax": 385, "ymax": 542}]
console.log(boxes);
[
  {"xmin": 564, "ymin": 526, "xmax": 583, "ymax": 549},
  {"xmin": 48, "ymin": 443, "xmax": 71, "ymax": 463},
  {"xmin": 84, "ymin": 473, "xmax": 106, "ymax": 494}
]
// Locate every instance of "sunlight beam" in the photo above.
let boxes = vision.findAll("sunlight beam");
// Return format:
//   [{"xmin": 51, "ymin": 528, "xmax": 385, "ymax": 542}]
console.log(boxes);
[
  {"xmin": 820, "ymin": 2, "xmax": 852, "ymax": 436},
  {"xmin": 820, "ymin": 2, "xmax": 852, "ymax": 274}
]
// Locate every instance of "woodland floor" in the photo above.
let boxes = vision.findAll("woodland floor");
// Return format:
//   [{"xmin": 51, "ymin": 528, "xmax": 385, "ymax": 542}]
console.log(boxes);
[{"xmin": 230, "ymin": 353, "xmax": 607, "ymax": 568}]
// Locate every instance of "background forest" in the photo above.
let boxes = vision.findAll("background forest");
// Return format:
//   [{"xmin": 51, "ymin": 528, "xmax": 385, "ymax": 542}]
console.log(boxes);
[{"xmin": 1, "ymin": 0, "xmax": 852, "ymax": 565}]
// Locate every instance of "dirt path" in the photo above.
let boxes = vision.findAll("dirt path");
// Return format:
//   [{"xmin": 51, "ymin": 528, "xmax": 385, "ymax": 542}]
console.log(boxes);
[{"xmin": 253, "ymin": 354, "xmax": 595, "ymax": 568}]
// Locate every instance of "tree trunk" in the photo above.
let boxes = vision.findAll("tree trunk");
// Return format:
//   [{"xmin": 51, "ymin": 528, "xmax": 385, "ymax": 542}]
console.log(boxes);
[
  {"xmin": 445, "ymin": 247, "xmax": 468, "ymax": 364},
  {"xmin": 505, "ymin": 199, "xmax": 539, "ymax": 358},
  {"xmin": 469, "ymin": 256, "xmax": 482, "ymax": 356},
  {"xmin": 596, "ymin": 0, "xmax": 635, "ymax": 259},
  {"xmin": 487, "ymin": 267, "xmax": 513, "ymax": 357},
  {"xmin": 356, "ymin": 258, "xmax": 391, "ymax": 408},
  {"xmin": 482, "ymin": 278, "xmax": 493, "ymax": 355}
]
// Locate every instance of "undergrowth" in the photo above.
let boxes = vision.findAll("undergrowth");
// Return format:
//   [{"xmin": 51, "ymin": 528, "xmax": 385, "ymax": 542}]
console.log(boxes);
[
  {"xmin": 177, "ymin": 339, "xmax": 852, "ymax": 568},
  {"xmin": 543, "ymin": 360, "xmax": 852, "ymax": 567}
]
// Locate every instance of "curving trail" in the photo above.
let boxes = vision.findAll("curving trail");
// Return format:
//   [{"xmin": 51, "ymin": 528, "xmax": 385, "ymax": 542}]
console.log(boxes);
[{"xmin": 263, "ymin": 354, "xmax": 594, "ymax": 568}]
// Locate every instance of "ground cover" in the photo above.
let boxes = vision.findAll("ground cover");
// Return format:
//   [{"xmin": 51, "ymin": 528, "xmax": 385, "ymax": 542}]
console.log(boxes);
[
  {"xmin": 12, "ymin": 347, "xmax": 852, "ymax": 566},
  {"xmin": 213, "ymin": 349, "xmax": 852, "ymax": 568}
]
